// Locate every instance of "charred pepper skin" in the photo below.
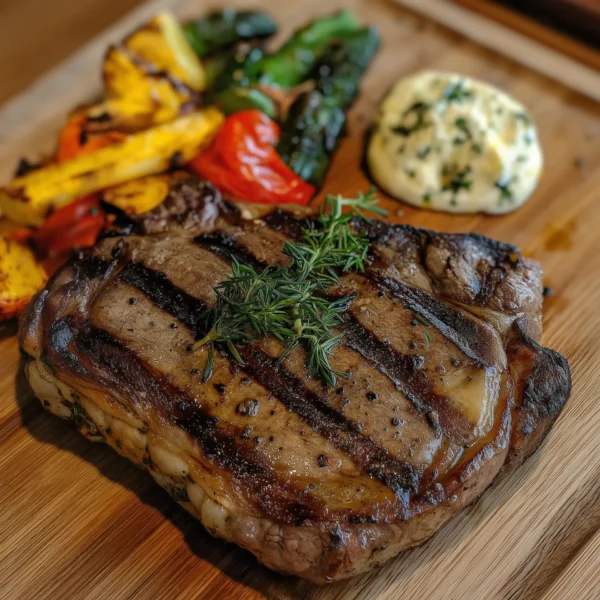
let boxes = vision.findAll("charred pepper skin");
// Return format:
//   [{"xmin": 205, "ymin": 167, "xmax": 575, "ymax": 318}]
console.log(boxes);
[
  {"xmin": 277, "ymin": 27, "xmax": 380, "ymax": 187},
  {"xmin": 183, "ymin": 9, "xmax": 277, "ymax": 58}
]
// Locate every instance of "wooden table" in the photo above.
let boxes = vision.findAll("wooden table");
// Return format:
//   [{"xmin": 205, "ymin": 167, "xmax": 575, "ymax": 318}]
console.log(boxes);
[
  {"xmin": 0, "ymin": 0, "xmax": 146, "ymax": 104},
  {"xmin": 1, "ymin": 1, "xmax": 600, "ymax": 599}
]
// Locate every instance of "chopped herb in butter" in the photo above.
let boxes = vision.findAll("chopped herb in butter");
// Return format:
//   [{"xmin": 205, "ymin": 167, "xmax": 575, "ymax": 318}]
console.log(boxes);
[{"xmin": 367, "ymin": 70, "xmax": 543, "ymax": 214}]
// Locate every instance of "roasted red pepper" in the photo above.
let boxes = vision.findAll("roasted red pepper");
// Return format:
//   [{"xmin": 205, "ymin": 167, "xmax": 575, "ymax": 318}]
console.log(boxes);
[
  {"xmin": 56, "ymin": 115, "xmax": 125, "ymax": 162},
  {"xmin": 17, "ymin": 116, "xmax": 121, "ymax": 253},
  {"xmin": 189, "ymin": 110, "xmax": 315, "ymax": 205},
  {"xmin": 15, "ymin": 196, "xmax": 105, "ymax": 256},
  {"xmin": 13, "ymin": 119, "xmax": 115, "ymax": 253}
]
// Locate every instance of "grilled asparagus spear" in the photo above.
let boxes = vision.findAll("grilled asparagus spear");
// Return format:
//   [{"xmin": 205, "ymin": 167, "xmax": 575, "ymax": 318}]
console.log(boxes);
[
  {"xmin": 277, "ymin": 27, "xmax": 380, "ymax": 187},
  {"xmin": 183, "ymin": 9, "xmax": 277, "ymax": 57}
]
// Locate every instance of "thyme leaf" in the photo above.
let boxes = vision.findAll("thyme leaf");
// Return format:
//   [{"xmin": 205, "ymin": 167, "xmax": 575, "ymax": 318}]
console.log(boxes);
[{"xmin": 193, "ymin": 190, "xmax": 387, "ymax": 387}]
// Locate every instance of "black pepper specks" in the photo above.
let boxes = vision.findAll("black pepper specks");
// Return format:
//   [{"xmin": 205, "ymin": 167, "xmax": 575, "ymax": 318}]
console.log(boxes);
[
  {"xmin": 428, "ymin": 410, "xmax": 441, "ymax": 429},
  {"xmin": 391, "ymin": 417, "xmax": 400, "ymax": 427},
  {"xmin": 128, "ymin": 297, "xmax": 137, "ymax": 305},
  {"xmin": 366, "ymin": 391, "xmax": 378, "ymax": 401},
  {"xmin": 317, "ymin": 454, "xmax": 328, "ymax": 468},
  {"xmin": 236, "ymin": 399, "xmax": 259, "ymax": 417},
  {"xmin": 214, "ymin": 383, "xmax": 226, "ymax": 394}
]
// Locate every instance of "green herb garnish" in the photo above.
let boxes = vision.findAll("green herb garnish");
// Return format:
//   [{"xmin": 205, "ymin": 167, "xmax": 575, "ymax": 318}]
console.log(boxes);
[
  {"xmin": 514, "ymin": 111, "xmax": 532, "ymax": 125},
  {"xmin": 392, "ymin": 101, "xmax": 431, "ymax": 137},
  {"xmin": 495, "ymin": 176, "xmax": 514, "ymax": 204},
  {"xmin": 424, "ymin": 330, "xmax": 431, "ymax": 348},
  {"xmin": 442, "ymin": 163, "xmax": 473, "ymax": 204},
  {"xmin": 193, "ymin": 190, "xmax": 387, "ymax": 387},
  {"xmin": 455, "ymin": 117, "xmax": 472, "ymax": 141},
  {"xmin": 414, "ymin": 314, "xmax": 431, "ymax": 327},
  {"xmin": 442, "ymin": 80, "xmax": 472, "ymax": 103},
  {"xmin": 416, "ymin": 145, "xmax": 432, "ymax": 160}
]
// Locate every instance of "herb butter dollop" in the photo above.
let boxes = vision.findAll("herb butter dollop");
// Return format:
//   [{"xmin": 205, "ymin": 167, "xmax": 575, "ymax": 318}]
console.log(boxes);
[{"xmin": 368, "ymin": 70, "xmax": 543, "ymax": 214}]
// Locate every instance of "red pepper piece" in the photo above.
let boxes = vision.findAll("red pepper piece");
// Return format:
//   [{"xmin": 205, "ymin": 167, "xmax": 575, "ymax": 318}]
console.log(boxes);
[{"xmin": 189, "ymin": 110, "xmax": 315, "ymax": 205}]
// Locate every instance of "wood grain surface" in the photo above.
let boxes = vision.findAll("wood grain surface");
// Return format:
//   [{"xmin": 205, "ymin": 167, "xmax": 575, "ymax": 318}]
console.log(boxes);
[
  {"xmin": 451, "ymin": 0, "xmax": 600, "ymax": 70},
  {"xmin": 0, "ymin": 0, "xmax": 144, "ymax": 103},
  {"xmin": 1, "ymin": 1, "xmax": 600, "ymax": 599}
]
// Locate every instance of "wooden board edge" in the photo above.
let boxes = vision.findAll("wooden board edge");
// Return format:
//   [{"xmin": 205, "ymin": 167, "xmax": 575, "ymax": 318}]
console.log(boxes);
[
  {"xmin": 394, "ymin": 0, "xmax": 600, "ymax": 103},
  {"xmin": 451, "ymin": 0, "xmax": 600, "ymax": 71},
  {"xmin": 0, "ymin": 0, "xmax": 179, "ymax": 140}
]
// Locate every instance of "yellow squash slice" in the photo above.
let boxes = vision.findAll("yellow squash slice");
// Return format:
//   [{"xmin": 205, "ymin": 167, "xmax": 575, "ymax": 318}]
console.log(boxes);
[
  {"xmin": 90, "ymin": 11, "xmax": 206, "ymax": 132},
  {"xmin": 0, "ymin": 108, "xmax": 224, "ymax": 225},
  {"xmin": 0, "ymin": 236, "xmax": 47, "ymax": 321},
  {"xmin": 102, "ymin": 174, "xmax": 172, "ymax": 215}
]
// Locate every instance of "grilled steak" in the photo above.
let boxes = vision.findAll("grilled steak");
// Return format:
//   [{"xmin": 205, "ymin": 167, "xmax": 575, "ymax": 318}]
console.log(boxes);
[{"xmin": 20, "ymin": 177, "xmax": 571, "ymax": 583}]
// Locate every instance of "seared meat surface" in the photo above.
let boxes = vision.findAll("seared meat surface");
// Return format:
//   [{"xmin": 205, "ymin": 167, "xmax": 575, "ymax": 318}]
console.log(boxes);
[{"xmin": 20, "ymin": 177, "xmax": 571, "ymax": 583}]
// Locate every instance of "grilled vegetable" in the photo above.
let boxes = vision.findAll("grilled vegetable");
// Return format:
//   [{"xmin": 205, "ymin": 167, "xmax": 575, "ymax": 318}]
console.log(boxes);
[
  {"xmin": 210, "ymin": 46, "xmax": 265, "ymax": 92},
  {"xmin": 67, "ymin": 11, "xmax": 207, "ymax": 138},
  {"xmin": 16, "ymin": 196, "xmax": 105, "ymax": 255},
  {"xmin": 203, "ymin": 53, "xmax": 231, "ymax": 89},
  {"xmin": 0, "ymin": 236, "xmax": 47, "ymax": 321},
  {"xmin": 183, "ymin": 9, "xmax": 277, "ymax": 57},
  {"xmin": 212, "ymin": 88, "xmax": 277, "ymax": 118},
  {"xmin": 102, "ymin": 175, "xmax": 172, "ymax": 215},
  {"xmin": 0, "ymin": 108, "xmax": 224, "ymax": 225},
  {"xmin": 212, "ymin": 10, "xmax": 361, "ymax": 95},
  {"xmin": 247, "ymin": 10, "xmax": 361, "ymax": 88},
  {"xmin": 56, "ymin": 115, "xmax": 126, "ymax": 162},
  {"xmin": 105, "ymin": 12, "xmax": 205, "ymax": 97},
  {"xmin": 277, "ymin": 27, "xmax": 380, "ymax": 187},
  {"xmin": 189, "ymin": 110, "xmax": 314, "ymax": 205}
]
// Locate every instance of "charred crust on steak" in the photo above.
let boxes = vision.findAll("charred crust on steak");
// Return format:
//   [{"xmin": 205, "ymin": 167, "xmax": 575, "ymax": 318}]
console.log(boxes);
[{"xmin": 18, "ymin": 184, "xmax": 571, "ymax": 583}]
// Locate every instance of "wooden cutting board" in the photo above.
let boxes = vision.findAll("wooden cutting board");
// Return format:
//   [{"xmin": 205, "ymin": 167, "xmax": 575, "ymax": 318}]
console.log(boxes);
[{"xmin": 1, "ymin": 1, "xmax": 599, "ymax": 599}]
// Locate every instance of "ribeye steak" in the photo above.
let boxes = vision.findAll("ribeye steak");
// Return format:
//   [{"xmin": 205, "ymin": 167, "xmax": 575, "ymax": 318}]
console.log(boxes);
[{"xmin": 20, "ymin": 177, "xmax": 571, "ymax": 583}]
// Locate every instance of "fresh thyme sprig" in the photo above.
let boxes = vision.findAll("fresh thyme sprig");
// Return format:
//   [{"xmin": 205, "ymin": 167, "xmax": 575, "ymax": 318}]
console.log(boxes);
[{"xmin": 193, "ymin": 189, "xmax": 387, "ymax": 387}]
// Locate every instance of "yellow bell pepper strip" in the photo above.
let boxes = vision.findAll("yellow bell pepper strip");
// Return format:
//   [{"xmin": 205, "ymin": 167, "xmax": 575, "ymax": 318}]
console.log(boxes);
[{"xmin": 0, "ymin": 108, "xmax": 224, "ymax": 226}]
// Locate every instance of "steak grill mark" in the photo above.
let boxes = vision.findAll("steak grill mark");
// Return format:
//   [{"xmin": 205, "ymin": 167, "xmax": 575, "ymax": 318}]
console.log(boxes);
[
  {"xmin": 342, "ymin": 315, "xmax": 472, "ymax": 441},
  {"xmin": 194, "ymin": 232, "xmax": 266, "ymax": 273},
  {"xmin": 120, "ymin": 262, "xmax": 204, "ymax": 332},
  {"xmin": 117, "ymin": 260, "xmax": 420, "ymax": 506},
  {"xmin": 47, "ymin": 316, "xmax": 328, "ymax": 525},
  {"xmin": 372, "ymin": 275, "xmax": 495, "ymax": 367},
  {"xmin": 190, "ymin": 226, "xmax": 480, "ymax": 432}
]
